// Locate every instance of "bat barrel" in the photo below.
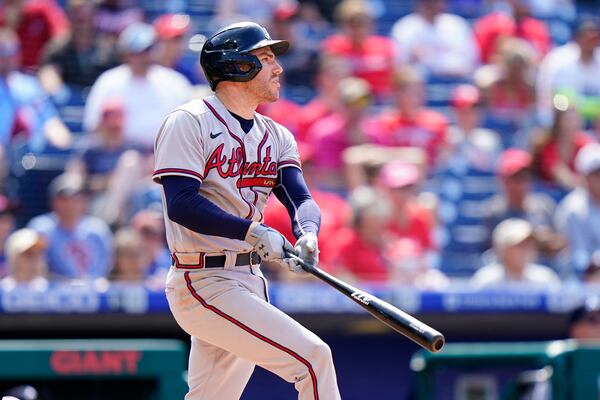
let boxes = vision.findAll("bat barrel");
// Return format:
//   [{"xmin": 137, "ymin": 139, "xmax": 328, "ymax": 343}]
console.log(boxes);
[
  {"xmin": 289, "ymin": 254, "xmax": 446, "ymax": 353},
  {"xmin": 431, "ymin": 335, "xmax": 445, "ymax": 352},
  {"xmin": 372, "ymin": 296, "xmax": 445, "ymax": 352}
]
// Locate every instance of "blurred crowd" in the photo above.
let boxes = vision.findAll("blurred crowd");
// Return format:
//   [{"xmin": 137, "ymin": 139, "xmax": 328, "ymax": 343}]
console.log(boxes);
[{"xmin": 0, "ymin": 0, "xmax": 600, "ymax": 293}]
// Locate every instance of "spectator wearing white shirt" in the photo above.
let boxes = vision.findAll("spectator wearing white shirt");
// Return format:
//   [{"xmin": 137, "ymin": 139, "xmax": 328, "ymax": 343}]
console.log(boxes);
[
  {"xmin": 470, "ymin": 218, "xmax": 561, "ymax": 289},
  {"xmin": 390, "ymin": 0, "xmax": 478, "ymax": 79},
  {"xmin": 536, "ymin": 16, "xmax": 600, "ymax": 124},
  {"xmin": 536, "ymin": 41, "xmax": 580, "ymax": 126},
  {"xmin": 83, "ymin": 22, "xmax": 191, "ymax": 152},
  {"xmin": 555, "ymin": 142, "xmax": 600, "ymax": 275},
  {"xmin": 549, "ymin": 17, "xmax": 600, "ymax": 125}
]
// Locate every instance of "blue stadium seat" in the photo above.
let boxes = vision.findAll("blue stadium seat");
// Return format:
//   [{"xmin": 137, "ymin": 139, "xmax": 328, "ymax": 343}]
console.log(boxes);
[
  {"xmin": 8, "ymin": 143, "xmax": 71, "ymax": 227},
  {"xmin": 56, "ymin": 85, "xmax": 88, "ymax": 136},
  {"xmin": 431, "ymin": 158, "xmax": 498, "ymax": 276}
]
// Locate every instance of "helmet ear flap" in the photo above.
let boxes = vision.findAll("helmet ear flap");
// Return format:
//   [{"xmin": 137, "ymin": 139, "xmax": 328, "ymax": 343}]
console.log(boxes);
[{"xmin": 206, "ymin": 52, "xmax": 263, "ymax": 90}]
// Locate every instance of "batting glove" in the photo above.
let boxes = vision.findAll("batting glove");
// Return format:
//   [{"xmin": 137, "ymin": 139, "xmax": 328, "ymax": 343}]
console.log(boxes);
[
  {"xmin": 245, "ymin": 222, "xmax": 294, "ymax": 262},
  {"xmin": 276, "ymin": 257, "xmax": 305, "ymax": 274},
  {"xmin": 294, "ymin": 232, "xmax": 319, "ymax": 268}
]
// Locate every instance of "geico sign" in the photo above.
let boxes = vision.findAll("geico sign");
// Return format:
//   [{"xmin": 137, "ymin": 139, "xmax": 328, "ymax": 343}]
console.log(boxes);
[{"xmin": 2, "ymin": 287, "xmax": 100, "ymax": 313}]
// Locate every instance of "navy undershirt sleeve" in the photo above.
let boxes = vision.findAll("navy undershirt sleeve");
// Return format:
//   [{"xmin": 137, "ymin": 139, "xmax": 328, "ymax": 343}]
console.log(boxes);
[
  {"xmin": 162, "ymin": 175, "xmax": 252, "ymax": 240},
  {"xmin": 273, "ymin": 167, "xmax": 321, "ymax": 239}
]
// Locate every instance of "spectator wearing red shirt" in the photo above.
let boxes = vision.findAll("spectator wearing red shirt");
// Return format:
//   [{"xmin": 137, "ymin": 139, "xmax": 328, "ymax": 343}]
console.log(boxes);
[
  {"xmin": 336, "ymin": 184, "xmax": 447, "ymax": 288},
  {"xmin": 297, "ymin": 56, "xmax": 351, "ymax": 142},
  {"xmin": 367, "ymin": 66, "xmax": 449, "ymax": 168},
  {"xmin": 0, "ymin": 0, "xmax": 71, "ymax": 71},
  {"xmin": 378, "ymin": 161, "xmax": 435, "ymax": 252},
  {"xmin": 531, "ymin": 95, "xmax": 594, "ymax": 192},
  {"xmin": 335, "ymin": 187, "xmax": 394, "ymax": 283},
  {"xmin": 262, "ymin": 144, "xmax": 351, "ymax": 277},
  {"xmin": 322, "ymin": 0, "xmax": 395, "ymax": 101},
  {"xmin": 377, "ymin": 161, "xmax": 447, "ymax": 289},
  {"xmin": 306, "ymin": 76, "xmax": 373, "ymax": 193},
  {"xmin": 474, "ymin": 0, "xmax": 550, "ymax": 64},
  {"xmin": 257, "ymin": 98, "xmax": 303, "ymax": 140}
]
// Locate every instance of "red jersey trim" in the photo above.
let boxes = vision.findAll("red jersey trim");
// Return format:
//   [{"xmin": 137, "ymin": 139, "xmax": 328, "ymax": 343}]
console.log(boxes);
[
  {"xmin": 277, "ymin": 160, "xmax": 302, "ymax": 170},
  {"xmin": 153, "ymin": 168, "xmax": 204, "ymax": 183}
]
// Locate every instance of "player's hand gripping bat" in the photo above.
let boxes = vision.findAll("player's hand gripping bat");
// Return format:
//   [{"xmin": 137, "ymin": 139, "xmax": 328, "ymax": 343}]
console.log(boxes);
[{"xmin": 286, "ymin": 252, "xmax": 445, "ymax": 353}]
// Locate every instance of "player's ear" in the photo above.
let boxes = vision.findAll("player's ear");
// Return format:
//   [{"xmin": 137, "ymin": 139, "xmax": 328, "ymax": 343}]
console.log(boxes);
[{"xmin": 238, "ymin": 63, "xmax": 252, "ymax": 73}]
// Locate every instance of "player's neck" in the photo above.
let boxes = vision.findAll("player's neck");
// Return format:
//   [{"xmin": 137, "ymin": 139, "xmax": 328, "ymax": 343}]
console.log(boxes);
[{"xmin": 215, "ymin": 89, "xmax": 257, "ymax": 120}]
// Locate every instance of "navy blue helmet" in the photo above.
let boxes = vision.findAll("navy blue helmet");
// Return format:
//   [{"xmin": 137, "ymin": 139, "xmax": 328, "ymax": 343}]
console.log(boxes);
[{"xmin": 200, "ymin": 21, "xmax": 289, "ymax": 91}]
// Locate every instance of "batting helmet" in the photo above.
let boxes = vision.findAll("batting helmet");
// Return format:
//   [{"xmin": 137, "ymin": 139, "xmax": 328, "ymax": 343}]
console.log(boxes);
[{"xmin": 200, "ymin": 21, "xmax": 289, "ymax": 91}]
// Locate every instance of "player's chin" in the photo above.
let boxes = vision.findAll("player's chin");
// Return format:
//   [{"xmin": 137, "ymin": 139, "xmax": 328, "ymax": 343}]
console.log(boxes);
[{"xmin": 266, "ymin": 89, "xmax": 280, "ymax": 102}]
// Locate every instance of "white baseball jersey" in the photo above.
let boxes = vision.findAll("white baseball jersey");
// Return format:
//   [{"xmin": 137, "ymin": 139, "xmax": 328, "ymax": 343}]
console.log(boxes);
[
  {"xmin": 153, "ymin": 95, "xmax": 301, "ymax": 254},
  {"xmin": 156, "ymin": 94, "xmax": 341, "ymax": 400}
]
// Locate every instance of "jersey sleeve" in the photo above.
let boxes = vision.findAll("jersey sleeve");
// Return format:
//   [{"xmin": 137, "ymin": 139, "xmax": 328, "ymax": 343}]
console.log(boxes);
[
  {"xmin": 276, "ymin": 125, "xmax": 302, "ymax": 171},
  {"xmin": 153, "ymin": 110, "xmax": 206, "ymax": 184}
]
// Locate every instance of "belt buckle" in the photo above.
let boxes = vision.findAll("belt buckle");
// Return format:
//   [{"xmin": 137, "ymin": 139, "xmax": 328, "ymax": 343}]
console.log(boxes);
[
  {"xmin": 249, "ymin": 251, "xmax": 258, "ymax": 268},
  {"xmin": 172, "ymin": 252, "xmax": 206, "ymax": 269}
]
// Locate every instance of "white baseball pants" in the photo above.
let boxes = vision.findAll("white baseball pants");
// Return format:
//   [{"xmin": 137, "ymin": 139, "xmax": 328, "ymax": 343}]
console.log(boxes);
[{"xmin": 165, "ymin": 264, "xmax": 341, "ymax": 400}]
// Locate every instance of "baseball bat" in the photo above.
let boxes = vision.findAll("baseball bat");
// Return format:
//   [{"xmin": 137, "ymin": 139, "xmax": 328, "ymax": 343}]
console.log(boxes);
[{"xmin": 286, "ymin": 253, "xmax": 445, "ymax": 353}]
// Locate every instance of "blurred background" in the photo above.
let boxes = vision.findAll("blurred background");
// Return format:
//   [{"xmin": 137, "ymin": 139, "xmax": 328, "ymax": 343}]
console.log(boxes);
[{"xmin": 1, "ymin": 0, "xmax": 600, "ymax": 399}]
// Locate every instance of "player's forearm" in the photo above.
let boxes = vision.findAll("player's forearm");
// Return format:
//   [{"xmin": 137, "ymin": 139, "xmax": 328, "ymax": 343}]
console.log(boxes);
[
  {"xmin": 162, "ymin": 175, "xmax": 252, "ymax": 240},
  {"xmin": 294, "ymin": 199, "xmax": 320, "ymax": 237},
  {"xmin": 273, "ymin": 167, "xmax": 321, "ymax": 239}
]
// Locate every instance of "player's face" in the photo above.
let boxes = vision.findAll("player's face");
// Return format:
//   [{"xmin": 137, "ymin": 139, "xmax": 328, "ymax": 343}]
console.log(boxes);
[{"xmin": 248, "ymin": 47, "xmax": 283, "ymax": 103}]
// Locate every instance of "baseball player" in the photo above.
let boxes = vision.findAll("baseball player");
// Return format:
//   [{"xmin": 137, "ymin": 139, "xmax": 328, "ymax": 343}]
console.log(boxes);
[{"xmin": 153, "ymin": 22, "xmax": 341, "ymax": 399}]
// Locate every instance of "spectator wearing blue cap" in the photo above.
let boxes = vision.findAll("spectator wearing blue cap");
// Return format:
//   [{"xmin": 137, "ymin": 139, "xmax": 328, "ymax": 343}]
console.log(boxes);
[{"xmin": 83, "ymin": 22, "xmax": 192, "ymax": 152}]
